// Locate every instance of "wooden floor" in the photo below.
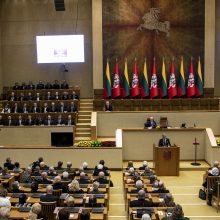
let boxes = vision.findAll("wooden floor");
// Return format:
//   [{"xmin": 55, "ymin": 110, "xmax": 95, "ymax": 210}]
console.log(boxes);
[{"xmin": 107, "ymin": 161, "xmax": 220, "ymax": 220}]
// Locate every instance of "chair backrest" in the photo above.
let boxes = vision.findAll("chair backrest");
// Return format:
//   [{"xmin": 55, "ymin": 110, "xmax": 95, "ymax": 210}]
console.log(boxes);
[
  {"xmin": 40, "ymin": 201, "xmax": 57, "ymax": 220},
  {"xmin": 53, "ymin": 189, "xmax": 62, "ymax": 197},
  {"xmin": 207, "ymin": 176, "xmax": 220, "ymax": 191},
  {"xmin": 160, "ymin": 117, "xmax": 168, "ymax": 128}
]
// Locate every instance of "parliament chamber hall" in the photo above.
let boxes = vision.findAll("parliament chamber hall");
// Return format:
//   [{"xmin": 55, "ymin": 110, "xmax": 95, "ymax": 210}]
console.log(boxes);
[{"xmin": 0, "ymin": 0, "xmax": 220, "ymax": 220}]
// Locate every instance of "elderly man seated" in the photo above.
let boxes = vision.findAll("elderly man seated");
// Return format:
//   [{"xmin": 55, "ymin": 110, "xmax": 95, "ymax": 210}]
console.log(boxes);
[
  {"xmin": 40, "ymin": 185, "xmax": 57, "ymax": 202},
  {"xmin": 130, "ymin": 190, "xmax": 153, "ymax": 207}
]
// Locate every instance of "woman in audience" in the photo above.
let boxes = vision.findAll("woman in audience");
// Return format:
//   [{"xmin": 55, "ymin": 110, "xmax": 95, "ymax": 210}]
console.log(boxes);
[
  {"xmin": 28, "ymin": 203, "xmax": 46, "ymax": 220},
  {"xmin": 68, "ymin": 179, "xmax": 84, "ymax": 194},
  {"xmin": 162, "ymin": 204, "xmax": 189, "ymax": 220},
  {"xmin": 159, "ymin": 193, "xmax": 176, "ymax": 207},
  {"xmin": 13, "ymin": 162, "xmax": 23, "ymax": 173}
]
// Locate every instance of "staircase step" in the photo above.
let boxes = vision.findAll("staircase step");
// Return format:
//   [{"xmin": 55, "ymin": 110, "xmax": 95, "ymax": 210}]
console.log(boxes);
[
  {"xmin": 76, "ymin": 128, "xmax": 91, "ymax": 132},
  {"xmin": 75, "ymin": 133, "xmax": 91, "ymax": 137},
  {"xmin": 80, "ymin": 103, "xmax": 93, "ymax": 106},
  {"xmin": 78, "ymin": 115, "xmax": 91, "ymax": 119},
  {"xmin": 78, "ymin": 112, "xmax": 91, "ymax": 116},
  {"xmin": 78, "ymin": 119, "xmax": 91, "ymax": 123},
  {"xmin": 79, "ymin": 107, "xmax": 93, "ymax": 111},
  {"xmin": 76, "ymin": 123, "xmax": 91, "ymax": 128}
]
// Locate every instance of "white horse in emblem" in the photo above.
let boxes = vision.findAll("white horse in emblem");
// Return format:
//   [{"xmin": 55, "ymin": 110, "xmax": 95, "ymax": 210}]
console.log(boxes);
[{"xmin": 137, "ymin": 8, "xmax": 170, "ymax": 37}]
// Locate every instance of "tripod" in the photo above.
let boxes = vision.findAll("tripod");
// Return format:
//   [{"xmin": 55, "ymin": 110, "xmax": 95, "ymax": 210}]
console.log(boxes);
[{"xmin": 191, "ymin": 138, "xmax": 201, "ymax": 166}]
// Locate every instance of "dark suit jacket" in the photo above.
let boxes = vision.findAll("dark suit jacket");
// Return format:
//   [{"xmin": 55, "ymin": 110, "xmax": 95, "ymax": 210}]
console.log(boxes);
[
  {"xmin": 130, "ymin": 199, "xmax": 153, "ymax": 207},
  {"xmin": 40, "ymin": 194, "xmax": 57, "ymax": 202},
  {"xmin": 0, "ymin": 119, "xmax": 4, "ymax": 126},
  {"xmin": 79, "ymin": 178, "xmax": 90, "ymax": 184},
  {"xmin": 57, "ymin": 106, "xmax": 67, "ymax": 113},
  {"xmin": 104, "ymin": 105, "xmax": 113, "ymax": 111},
  {"xmin": 15, "ymin": 119, "xmax": 25, "ymax": 126},
  {"xmin": 61, "ymin": 84, "xmax": 69, "ymax": 89},
  {"xmin": 31, "ymin": 107, "xmax": 40, "ymax": 113},
  {"xmin": 53, "ymin": 84, "xmax": 60, "ymax": 89},
  {"xmin": 54, "ymin": 119, "xmax": 65, "ymax": 125},
  {"xmin": 36, "ymin": 84, "xmax": 45, "ymax": 89},
  {"xmin": 158, "ymin": 138, "xmax": 171, "ymax": 147},
  {"xmin": 53, "ymin": 182, "xmax": 67, "ymax": 192},
  {"xmin": 93, "ymin": 178, "xmax": 109, "ymax": 185},
  {"xmin": 44, "ymin": 119, "xmax": 54, "ymax": 126},
  {"xmin": 25, "ymin": 119, "xmax": 36, "ymax": 126},
  {"xmin": 26, "ymin": 85, "xmax": 35, "ymax": 90},
  {"xmin": 45, "ymin": 84, "xmax": 53, "ymax": 89},
  {"xmin": 144, "ymin": 120, "xmax": 157, "ymax": 128}
]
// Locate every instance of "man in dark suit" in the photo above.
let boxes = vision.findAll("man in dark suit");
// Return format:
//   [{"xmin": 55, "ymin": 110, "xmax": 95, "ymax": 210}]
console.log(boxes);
[
  {"xmin": 53, "ymin": 80, "xmax": 60, "ymax": 89},
  {"xmin": 68, "ymin": 102, "xmax": 77, "ymax": 112},
  {"xmin": 18, "ymin": 92, "xmax": 26, "ymax": 101},
  {"xmin": 158, "ymin": 133, "xmax": 171, "ymax": 147},
  {"xmin": 36, "ymin": 80, "xmax": 44, "ymax": 89},
  {"xmin": 20, "ymin": 82, "xmax": 27, "ymax": 90},
  {"xmin": 45, "ymin": 82, "xmax": 53, "ymax": 89},
  {"xmin": 130, "ymin": 190, "xmax": 153, "ymax": 207},
  {"xmin": 104, "ymin": 101, "xmax": 112, "ymax": 112},
  {"xmin": 61, "ymin": 80, "xmax": 69, "ymax": 89},
  {"xmin": 62, "ymin": 91, "xmax": 69, "ymax": 100},
  {"xmin": 44, "ymin": 115, "xmax": 54, "ymax": 126},
  {"xmin": 69, "ymin": 91, "xmax": 79, "ymax": 100},
  {"xmin": 93, "ymin": 171, "xmax": 109, "ymax": 184},
  {"xmin": 49, "ymin": 102, "xmax": 57, "ymax": 113},
  {"xmin": 42, "ymin": 103, "xmax": 50, "ymax": 113},
  {"xmin": 27, "ymin": 81, "xmax": 35, "ymax": 90},
  {"xmin": 15, "ymin": 115, "xmax": 25, "ymax": 126},
  {"xmin": 45, "ymin": 91, "xmax": 53, "ymax": 100},
  {"xmin": 40, "ymin": 185, "xmax": 57, "ymax": 202},
  {"xmin": 144, "ymin": 116, "xmax": 157, "ymax": 128},
  {"xmin": 11, "ymin": 103, "xmax": 21, "ymax": 113},
  {"xmin": 58, "ymin": 102, "xmax": 67, "ymax": 113},
  {"xmin": 130, "ymin": 180, "xmax": 144, "ymax": 193},
  {"xmin": 55, "ymin": 115, "xmax": 65, "ymax": 126},
  {"xmin": 0, "ymin": 115, "xmax": 5, "ymax": 126},
  {"xmin": 34, "ymin": 93, "xmax": 41, "ymax": 101},
  {"xmin": 13, "ymin": 82, "xmax": 20, "ymax": 90},
  {"xmin": 31, "ymin": 103, "xmax": 40, "ymax": 113},
  {"xmin": 8, "ymin": 92, "xmax": 17, "ymax": 101},
  {"xmin": 79, "ymin": 172, "xmax": 90, "ymax": 184},
  {"xmin": 5, "ymin": 115, "xmax": 14, "ymax": 126},
  {"xmin": 21, "ymin": 103, "xmax": 29, "ymax": 113},
  {"xmin": 53, "ymin": 91, "xmax": 60, "ymax": 100},
  {"xmin": 65, "ymin": 115, "xmax": 74, "ymax": 126},
  {"xmin": 26, "ymin": 92, "xmax": 33, "ymax": 101},
  {"xmin": 25, "ymin": 115, "xmax": 35, "ymax": 126}
]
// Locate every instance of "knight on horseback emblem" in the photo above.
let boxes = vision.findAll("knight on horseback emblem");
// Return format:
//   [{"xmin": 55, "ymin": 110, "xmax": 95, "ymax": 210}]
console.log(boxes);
[{"xmin": 137, "ymin": 8, "xmax": 170, "ymax": 37}]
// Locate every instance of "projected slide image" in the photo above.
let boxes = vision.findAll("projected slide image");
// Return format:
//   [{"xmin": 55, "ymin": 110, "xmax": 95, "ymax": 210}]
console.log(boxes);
[{"xmin": 36, "ymin": 35, "xmax": 84, "ymax": 63}]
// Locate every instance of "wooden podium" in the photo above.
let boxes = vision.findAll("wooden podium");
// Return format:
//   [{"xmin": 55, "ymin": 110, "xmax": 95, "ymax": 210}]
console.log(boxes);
[{"xmin": 153, "ymin": 145, "xmax": 180, "ymax": 176}]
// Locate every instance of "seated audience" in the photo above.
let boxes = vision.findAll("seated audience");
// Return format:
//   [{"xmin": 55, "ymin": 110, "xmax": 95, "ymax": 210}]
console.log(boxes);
[
  {"xmin": 149, "ymin": 175, "xmax": 158, "ymax": 185},
  {"xmin": 79, "ymin": 172, "xmax": 90, "ymax": 184},
  {"xmin": 62, "ymin": 171, "xmax": 70, "ymax": 182},
  {"xmin": 85, "ymin": 195, "xmax": 103, "ymax": 208},
  {"xmin": 53, "ymin": 80, "xmax": 60, "ymax": 89},
  {"xmin": 58, "ymin": 102, "xmax": 67, "ymax": 113},
  {"xmin": 70, "ymin": 91, "xmax": 78, "ymax": 100},
  {"xmin": 141, "ymin": 214, "xmax": 151, "ymax": 220},
  {"xmin": 20, "ymin": 82, "xmax": 27, "ymax": 90},
  {"xmin": 141, "ymin": 167, "xmax": 153, "ymax": 177},
  {"xmin": 55, "ymin": 115, "xmax": 65, "ymax": 126},
  {"xmin": 45, "ymin": 91, "xmax": 53, "ymax": 100},
  {"xmin": 5, "ymin": 116, "xmax": 14, "ymax": 126},
  {"xmin": 61, "ymin": 80, "xmax": 69, "ymax": 89},
  {"xmin": 11, "ymin": 103, "xmax": 20, "ymax": 113},
  {"xmin": 54, "ymin": 91, "xmax": 60, "ymax": 100},
  {"xmin": 13, "ymin": 82, "xmax": 20, "ymax": 90},
  {"xmin": 152, "ymin": 181, "xmax": 169, "ymax": 193},
  {"xmin": 44, "ymin": 115, "xmax": 54, "ymax": 126},
  {"xmin": 8, "ymin": 92, "xmax": 17, "ymax": 101},
  {"xmin": 93, "ymin": 164, "xmax": 104, "ymax": 176},
  {"xmin": 68, "ymin": 101, "xmax": 77, "ymax": 112},
  {"xmin": 27, "ymin": 81, "xmax": 35, "ymax": 90},
  {"xmin": 4, "ymin": 157, "xmax": 14, "ymax": 170},
  {"xmin": 42, "ymin": 103, "xmax": 49, "ymax": 113},
  {"xmin": 20, "ymin": 167, "xmax": 32, "ymax": 183},
  {"xmin": 62, "ymin": 91, "xmax": 69, "ymax": 100},
  {"xmin": 49, "ymin": 102, "xmax": 57, "ymax": 113},
  {"xmin": 13, "ymin": 162, "xmax": 23, "ymax": 173},
  {"xmin": 93, "ymin": 171, "xmax": 110, "ymax": 185},
  {"xmin": 79, "ymin": 210, "xmax": 90, "ymax": 220},
  {"xmin": 55, "ymin": 161, "xmax": 64, "ymax": 171},
  {"xmin": 130, "ymin": 190, "xmax": 153, "ymax": 207},
  {"xmin": 18, "ymin": 92, "xmax": 25, "ymax": 101},
  {"xmin": 26, "ymin": 92, "xmax": 33, "ymax": 101},
  {"xmin": 58, "ymin": 208, "xmax": 70, "ymax": 220},
  {"xmin": 202, "ymin": 167, "xmax": 219, "ymax": 188},
  {"xmin": 11, "ymin": 181, "xmax": 22, "ymax": 193},
  {"xmin": 88, "ymin": 181, "xmax": 102, "ymax": 194},
  {"xmin": 104, "ymin": 101, "xmax": 113, "ymax": 112},
  {"xmin": 53, "ymin": 176, "xmax": 67, "ymax": 192},
  {"xmin": 32, "ymin": 157, "xmax": 44, "ymax": 170},
  {"xmin": 40, "ymin": 185, "xmax": 57, "ymax": 202},
  {"xmin": 66, "ymin": 115, "xmax": 74, "ymax": 126},
  {"xmin": 82, "ymin": 162, "xmax": 91, "ymax": 171},
  {"xmin": 66, "ymin": 162, "xmax": 74, "ymax": 173},
  {"xmin": 3, "ymin": 104, "xmax": 10, "ymax": 113},
  {"xmin": 48, "ymin": 166, "xmax": 57, "ymax": 177},
  {"xmin": 159, "ymin": 193, "xmax": 176, "ymax": 207},
  {"xmin": 38, "ymin": 172, "xmax": 52, "ymax": 184},
  {"xmin": 144, "ymin": 116, "xmax": 157, "ymax": 129},
  {"xmin": 130, "ymin": 180, "xmax": 144, "ymax": 193},
  {"xmin": 139, "ymin": 161, "xmax": 148, "ymax": 170},
  {"xmin": 28, "ymin": 203, "xmax": 45, "ymax": 220},
  {"xmin": 68, "ymin": 180, "xmax": 84, "ymax": 194},
  {"xmin": 25, "ymin": 115, "xmax": 35, "ymax": 126},
  {"xmin": 31, "ymin": 103, "xmax": 40, "ymax": 113},
  {"xmin": 0, "ymin": 115, "xmax": 4, "ymax": 126},
  {"xmin": 0, "ymin": 207, "xmax": 10, "ymax": 220},
  {"xmin": 159, "ymin": 133, "xmax": 171, "ymax": 147},
  {"xmin": 95, "ymin": 160, "xmax": 109, "ymax": 171},
  {"xmin": 65, "ymin": 196, "xmax": 75, "ymax": 207},
  {"xmin": 21, "ymin": 103, "xmax": 29, "ymax": 113},
  {"xmin": 17, "ymin": 194, "xmax": 27, "ymax": 206},
  {"xmin": 162, "ymin": 204, "xmax": 189, "ymax": 220},
  {"xmin": 32, "ymin": 166, "xmax": 41, "ymax": 176},
  {"xmin": 45, "ymin": 82, "xmax": 53, "ymax": 89},
  {"xmin": 36, "ymin": 80, "xmax": 44, "ymax": 89},
  {"xmin": 126, "ymin": 161, "xmax": 135, "ymax": 170},
  {"xmin": 0, "ymin": 189, "xmax": 11, "ymax": 207},
  {"xmin": 31, "ymin": 181, "xmax": 39, "ymax": 193},
  {"xmin": 40, "ymin": 161, "xmax": 49, "ymax": 171},
  {"xmin": 15, "ymin": 115, "xmax": 25, "ymax": 126}
]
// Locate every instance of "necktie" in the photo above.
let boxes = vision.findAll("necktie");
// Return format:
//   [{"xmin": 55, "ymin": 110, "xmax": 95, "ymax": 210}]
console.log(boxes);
[{"xmin": 48, "ymin": 120, "xmax": 50, "ymax": 126}]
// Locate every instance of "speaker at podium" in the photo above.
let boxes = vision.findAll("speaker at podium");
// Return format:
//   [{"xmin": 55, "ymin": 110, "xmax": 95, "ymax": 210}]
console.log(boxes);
[{"xmin": 153, "ymin": 144, "xmax": 180, "ymax": 176}]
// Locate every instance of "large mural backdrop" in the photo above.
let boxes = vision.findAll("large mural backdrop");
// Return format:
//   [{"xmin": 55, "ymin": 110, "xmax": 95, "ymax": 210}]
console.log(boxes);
[{"xmin": 102, "ymin": 0, "xmax": 205, "ymax": 81}]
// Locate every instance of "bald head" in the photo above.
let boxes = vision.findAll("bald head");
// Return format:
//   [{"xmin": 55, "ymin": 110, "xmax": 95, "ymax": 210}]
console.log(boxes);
[{"xmin": 138, "ymin": 190, "xmax": 146, "ymax": 199}]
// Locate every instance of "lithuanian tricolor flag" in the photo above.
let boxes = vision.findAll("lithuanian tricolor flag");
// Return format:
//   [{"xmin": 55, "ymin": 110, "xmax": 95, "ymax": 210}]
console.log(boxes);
[{"xmin": 103, "ymin": 58, "xmax": 112, "ymax": 98}]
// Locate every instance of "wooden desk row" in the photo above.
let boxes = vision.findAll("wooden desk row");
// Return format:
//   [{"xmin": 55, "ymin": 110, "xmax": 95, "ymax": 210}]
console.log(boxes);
[{"xmin": 9, "ymin": 206, "xmax": 107, "ymax": 220}]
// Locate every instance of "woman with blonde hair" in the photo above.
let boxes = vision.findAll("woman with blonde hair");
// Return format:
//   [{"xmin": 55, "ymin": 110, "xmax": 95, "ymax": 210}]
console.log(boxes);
[
  {"xmin": 68, "ymin": 179, "xmax": 84, "ymax": 194},
  {"xmin": 28, "ymin": 203, "xmax": 44, "ymax": 220}
]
